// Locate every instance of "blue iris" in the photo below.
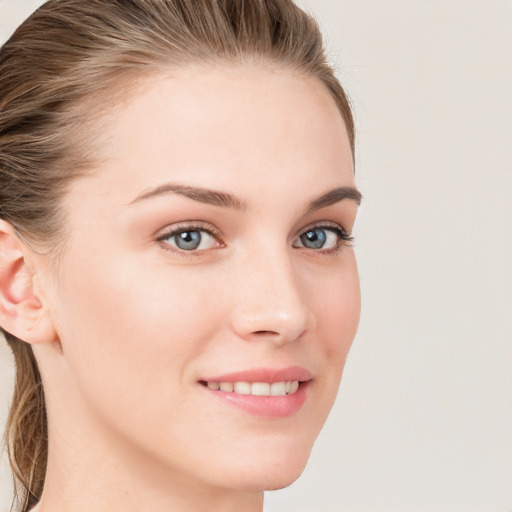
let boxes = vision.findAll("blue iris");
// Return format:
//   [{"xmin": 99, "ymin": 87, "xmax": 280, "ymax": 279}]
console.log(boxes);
[
  {"xmin": 300, "ymin": 228, "xmax": 327, "ymax": 249},
  {"xmin": 175, "ymin": 231, "xmax": 202, "ymax": 250}
]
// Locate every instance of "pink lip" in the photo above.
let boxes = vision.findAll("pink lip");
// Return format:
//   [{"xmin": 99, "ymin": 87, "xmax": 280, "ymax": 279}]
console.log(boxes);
[
  {"xmin": 201, "ymin": 365, "xmax": 312, "ymax": 384},
  {"xmin": 199, "ymin": 366, "xmax": 312, "ymax": 418}
]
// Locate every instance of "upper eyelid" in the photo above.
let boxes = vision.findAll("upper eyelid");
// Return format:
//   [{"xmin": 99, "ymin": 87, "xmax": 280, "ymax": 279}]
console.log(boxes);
[
  {"xmin": 156, "ymin": 220, "xmax": 350, "ymax": 236},
  {"xmin": 156, "ymin": 220, "xmax": 347, "ymax": 234},
  {"xmin": 297, "ymin": 220, "xmax": 350, "ymax": 235},
  {"xmin": 156, "ymin": 221, "xmax": 223, "ymax": 239}
]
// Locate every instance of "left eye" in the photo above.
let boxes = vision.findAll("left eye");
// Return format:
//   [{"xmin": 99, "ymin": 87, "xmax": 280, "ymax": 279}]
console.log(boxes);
[
  {"xmin": 160, "ymin": 229, "xmax": 218, "ymax": 251},
  {"xmin": 294, "ymin": 227, "xmax": 342, "ymax": 250}
]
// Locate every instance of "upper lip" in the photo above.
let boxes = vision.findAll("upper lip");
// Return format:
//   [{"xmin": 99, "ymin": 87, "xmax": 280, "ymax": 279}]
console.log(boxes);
[{"xmin": 200, "ymin": 366, "xmax": 312, "ymax": 383}]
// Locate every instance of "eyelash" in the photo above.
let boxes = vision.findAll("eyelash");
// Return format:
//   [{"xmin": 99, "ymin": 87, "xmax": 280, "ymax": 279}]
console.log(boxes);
[
  {"xmin": 156, "ymin": 221, "xmax": 353, "ymax": 256},
  {"xmin": 156, "ymin": 221, "xmax": 224, "ymax": 255},
  {"xmin": 297, "ymin": 222, "xmax": 354, "ymax": 254}
]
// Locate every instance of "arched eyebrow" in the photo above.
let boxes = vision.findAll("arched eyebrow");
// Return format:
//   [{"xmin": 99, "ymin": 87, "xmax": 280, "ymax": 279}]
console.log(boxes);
[
  {"xmin": 305, "ymin": 186, "xmax": 362, "ymax": 213},
  {"xmin": 129, "ymin": 183, "xmax": 362, "ymax": 211},
  {"xmin": 129, "ymin": 183, "xmax": 247, "ymax": 210}
]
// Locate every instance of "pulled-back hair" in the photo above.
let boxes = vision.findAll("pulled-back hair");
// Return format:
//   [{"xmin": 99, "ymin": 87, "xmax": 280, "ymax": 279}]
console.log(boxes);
[{"xmin": 0, "ymin": 1, "xmax": 354, "ymax": 510}]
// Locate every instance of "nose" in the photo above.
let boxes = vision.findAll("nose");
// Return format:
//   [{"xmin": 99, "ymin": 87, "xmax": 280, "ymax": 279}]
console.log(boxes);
[{"xmin": 229, "ymin": 249, "xmax": 315, "ymax": 345}]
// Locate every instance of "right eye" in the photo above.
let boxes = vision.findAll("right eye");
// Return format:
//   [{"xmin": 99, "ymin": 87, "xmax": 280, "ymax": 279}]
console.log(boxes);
[{"xmin": 157, "ymin": 224, "xmax": 222, "ymax": 253}]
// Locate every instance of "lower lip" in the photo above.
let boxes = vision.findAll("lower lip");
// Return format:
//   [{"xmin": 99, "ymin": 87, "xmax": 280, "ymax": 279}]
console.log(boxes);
[{"xmin": 201, "ymin": 381, "xmax": 310, "ymax": 418}]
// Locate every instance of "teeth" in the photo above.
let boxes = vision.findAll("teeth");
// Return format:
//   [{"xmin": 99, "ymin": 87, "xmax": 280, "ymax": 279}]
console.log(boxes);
[
  {"xmin": 219, "ymin": 382, "xmax": 234, "ymax": 392},
  {"xmin": 206, "ymin": 380, "xmax": 300, "ymax": 396},
  {"xmin": 270, "ymin": 382, "xmax": 286, "ymax": 396},
  {"xmin": 233, "ymin": 382, "xmax": 251, "ymax": 394},
  {"xmin": 251, "ymin": 382, "xmax": 270, "ymax": 396}
]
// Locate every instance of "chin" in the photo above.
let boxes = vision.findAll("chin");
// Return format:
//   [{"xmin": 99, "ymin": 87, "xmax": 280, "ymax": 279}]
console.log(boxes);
[
  {"xmin": 230, "ymin": 469, "xmax": 308, "ymax": 492},
  {"xmin": 261, "ymin": 471, "xmax": 306, "ymax": 491},
  {"xmin": 222, "ymin": 446, "xmax": 313, "ymax": 492}
]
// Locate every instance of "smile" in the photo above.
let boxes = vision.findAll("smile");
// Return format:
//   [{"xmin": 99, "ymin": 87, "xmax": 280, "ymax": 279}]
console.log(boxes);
[
  {"xmin": 199, "ymin": 367, "xmax": 312, "ymax": 418},
  {"xmin": 202, "ymin": 380, "xmax": 300, "ymax": 396}
]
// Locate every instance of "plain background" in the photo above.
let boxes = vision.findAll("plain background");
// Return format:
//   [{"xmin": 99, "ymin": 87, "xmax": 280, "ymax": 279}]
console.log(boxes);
[{"xmin": 0, "ymin": 0, "xmax": 511, "ymax": 511}]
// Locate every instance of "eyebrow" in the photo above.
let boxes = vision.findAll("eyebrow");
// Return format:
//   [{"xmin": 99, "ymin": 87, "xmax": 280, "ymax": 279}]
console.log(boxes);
[
  {"xmin": 305, "ymin": 186, "xmax": 362, "ymax": 213},
  {"xmin": 130, "ymin": 182, "xmax": 362, "ymax": 212},
  {"xmin": 130, "ymin": 183, "xmax": 247, "ymax": 210}
]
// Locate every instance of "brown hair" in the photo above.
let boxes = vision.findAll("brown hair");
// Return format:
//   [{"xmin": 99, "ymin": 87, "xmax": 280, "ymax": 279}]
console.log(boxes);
[{"xmin": 0, "ymin": 0, "xmax": 354, "ymax": 510}]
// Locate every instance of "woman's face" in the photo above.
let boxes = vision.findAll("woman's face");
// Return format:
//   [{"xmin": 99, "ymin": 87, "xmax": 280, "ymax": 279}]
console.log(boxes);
[{"xmin": 39, "ymin": 66, "xmax": 360, "ymax": 491}]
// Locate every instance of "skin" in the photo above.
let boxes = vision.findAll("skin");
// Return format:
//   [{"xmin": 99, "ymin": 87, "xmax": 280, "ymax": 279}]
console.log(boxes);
[{"xmin": 1, "ymin": 65, "xmax": 360, "ymax": 512}]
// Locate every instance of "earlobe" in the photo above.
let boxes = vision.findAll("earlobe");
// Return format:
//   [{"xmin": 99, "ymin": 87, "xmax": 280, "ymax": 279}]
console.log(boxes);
[{"xmin": 0, "ymin": 220, "xmax": 57, "ymax": 345}]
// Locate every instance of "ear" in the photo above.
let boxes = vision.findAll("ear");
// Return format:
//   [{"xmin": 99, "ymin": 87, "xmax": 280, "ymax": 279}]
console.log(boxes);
[{"xmin": 0, "ymin": 220, "xmax": 57, "ymax": 345}]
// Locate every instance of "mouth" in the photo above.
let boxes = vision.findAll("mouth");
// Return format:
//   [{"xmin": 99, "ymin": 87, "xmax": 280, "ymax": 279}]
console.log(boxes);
[
  {"xmin": 199, "ymin": 380, "xmax": 301, "ymax": 396},
  {"xmin": 198, "ymin": 367, "xmax": 312, "ymax": 418}
]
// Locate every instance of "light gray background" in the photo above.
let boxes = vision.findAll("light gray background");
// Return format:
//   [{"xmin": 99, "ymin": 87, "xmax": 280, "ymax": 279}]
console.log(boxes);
[{"xmin": 1, "ymin": 0, "xmax": 511, "ymax": 511}]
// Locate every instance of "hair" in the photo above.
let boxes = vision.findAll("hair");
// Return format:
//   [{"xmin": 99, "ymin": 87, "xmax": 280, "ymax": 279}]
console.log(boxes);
[{"xmin": 0, "ymin": 0, "xmax": 355, "ymax": 510}]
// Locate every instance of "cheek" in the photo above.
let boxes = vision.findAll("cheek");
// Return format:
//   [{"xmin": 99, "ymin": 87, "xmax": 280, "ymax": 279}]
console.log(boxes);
[
  {"xmin": 306, "ymin": 252, "xmax": 360, "ymax": 420},
  {"xmin": 311, "ymin": 253, "xmax": 360, "ymax": 359},
  {"xmin": 50, "ymin": 251, "xmax": 224, "ymax": 409}
]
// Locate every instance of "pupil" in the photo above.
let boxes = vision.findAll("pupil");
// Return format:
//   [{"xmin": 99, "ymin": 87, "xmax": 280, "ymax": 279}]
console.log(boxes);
[{"xmin": 176, "ymin": 230, "xmax": 201, "ymax": 250}]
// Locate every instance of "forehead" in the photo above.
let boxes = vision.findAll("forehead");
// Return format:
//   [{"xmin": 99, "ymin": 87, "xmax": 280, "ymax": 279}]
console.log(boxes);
[{"xmin": 71, "ymin": 65, "xmax": 354, "ymax": 209}]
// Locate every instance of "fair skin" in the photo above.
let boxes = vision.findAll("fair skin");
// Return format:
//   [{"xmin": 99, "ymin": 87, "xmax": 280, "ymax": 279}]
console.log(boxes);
[{"xmin": 0, "ymin": 65, "xmax": 360, "ymax": 512}]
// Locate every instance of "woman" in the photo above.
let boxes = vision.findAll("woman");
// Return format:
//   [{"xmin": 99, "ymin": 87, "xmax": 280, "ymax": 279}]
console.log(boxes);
[{"xmin": 0, "ymin": 1, "xmax": 361, "ymax": 511}]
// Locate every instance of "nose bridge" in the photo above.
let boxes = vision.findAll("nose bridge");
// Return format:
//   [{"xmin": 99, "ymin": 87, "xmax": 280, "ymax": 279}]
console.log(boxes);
[{"xmin": 230, "ymin": 241, "xmax": 313, "ymax": 343}]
